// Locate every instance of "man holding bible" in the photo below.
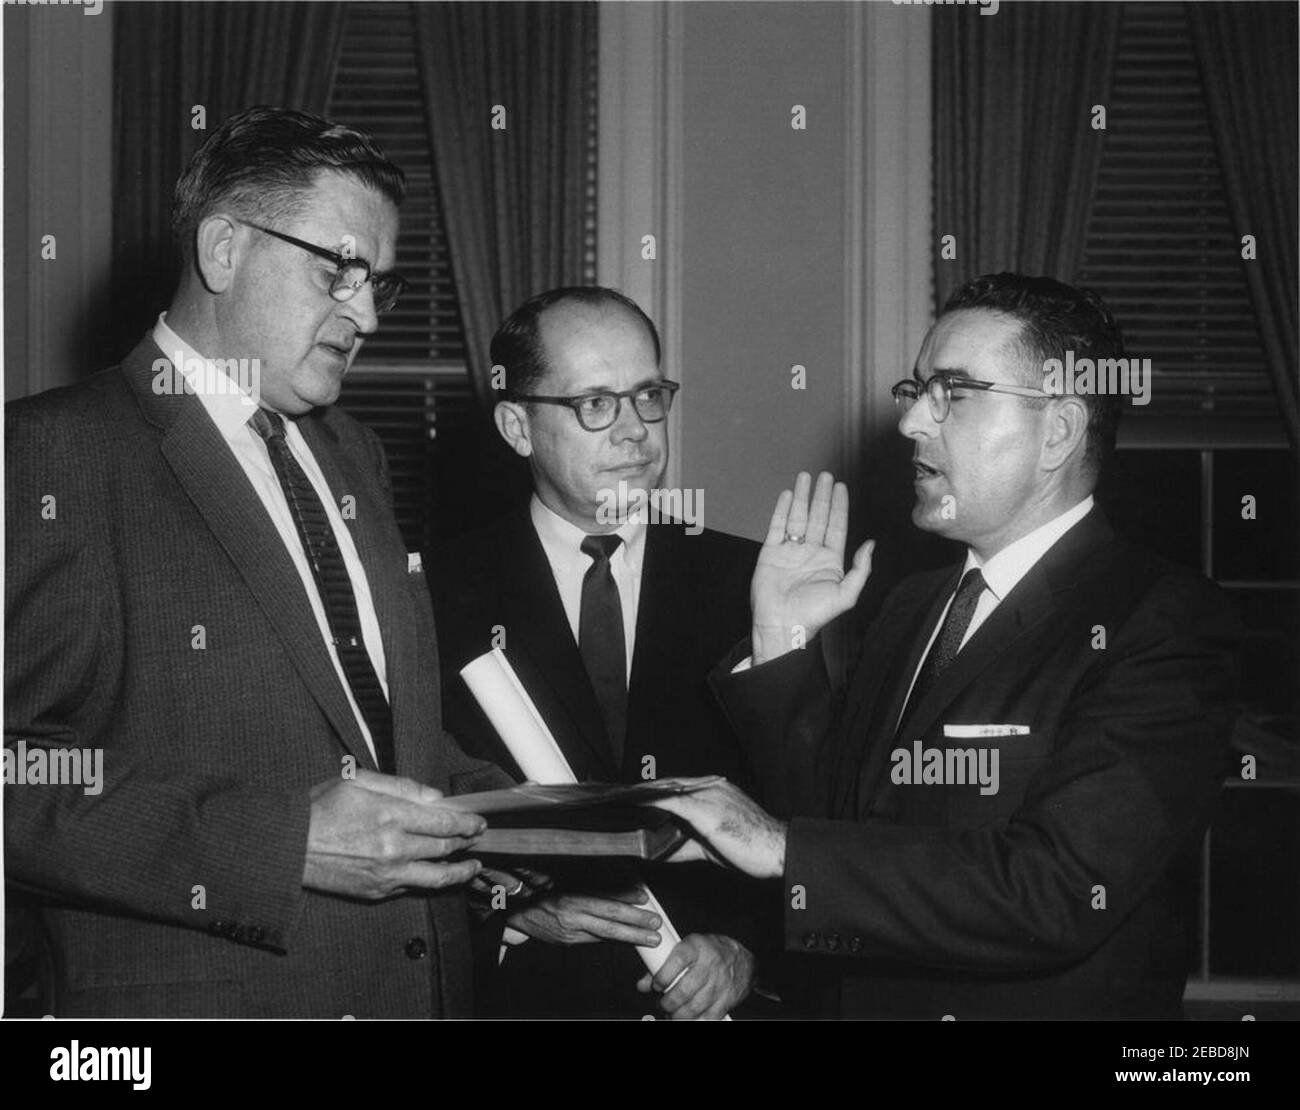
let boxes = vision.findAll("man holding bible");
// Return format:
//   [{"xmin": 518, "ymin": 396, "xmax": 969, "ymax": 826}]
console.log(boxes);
[
  {"xmin": 5, "ymin": 107, "xmax": 503, "ymax": 1017},
  {"xmin": 654, "ymin": 274, "xmax": 1240, "ymax": 1020}
]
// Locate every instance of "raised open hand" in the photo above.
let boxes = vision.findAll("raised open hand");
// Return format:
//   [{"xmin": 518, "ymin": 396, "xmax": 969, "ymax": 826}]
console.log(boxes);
[{"xmin": 750, "ymin": 471, "xmax": 874, "ymax": 664}]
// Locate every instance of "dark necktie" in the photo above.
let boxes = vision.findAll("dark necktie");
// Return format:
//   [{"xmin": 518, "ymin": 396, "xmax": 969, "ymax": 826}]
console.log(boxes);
[
  {"xmin": 579, "ymin": 534, "xmax": 627, "ymax": 764},
  {"xmin": 898, "ymin": 567, "xmax": 987, "ymax": 731},
  {"xmin": 249, "ymin": 409, "xmax": 396, "ymax": 774}
]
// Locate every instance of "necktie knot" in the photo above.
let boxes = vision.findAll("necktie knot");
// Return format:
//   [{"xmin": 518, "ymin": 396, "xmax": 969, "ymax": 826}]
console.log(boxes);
[
  {"xmin": 954, "ymin": 567, "xmax": 986, "ymax": 606},
  {"xmin": 581, "ymin": 533, "xmax": 623, "ymax": 565},
  {"xmin": 249, "ymin": 408, "xmax": 286, "ymax": 443}
]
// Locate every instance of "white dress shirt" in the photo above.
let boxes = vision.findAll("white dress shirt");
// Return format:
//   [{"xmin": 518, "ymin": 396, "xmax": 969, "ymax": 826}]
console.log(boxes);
[
  {"xmin": 153, "ymin": 314, "xmax": 388, "ymax": 764},
  {"xmin": 896, "ymin": 495, "xmax": 1095, "ymax": 720},
  {"xmin": 529, "ymin": 493, "xmax": 646, "ymax": 683}
]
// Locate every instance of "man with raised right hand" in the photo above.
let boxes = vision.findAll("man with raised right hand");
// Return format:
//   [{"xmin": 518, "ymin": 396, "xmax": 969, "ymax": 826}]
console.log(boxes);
[{"xmin": 655, "ymin": 273, "xmax": 1240, "ymax": 1020}]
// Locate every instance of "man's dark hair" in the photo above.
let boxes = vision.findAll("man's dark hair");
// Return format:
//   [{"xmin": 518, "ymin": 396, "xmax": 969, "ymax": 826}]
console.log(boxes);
[
  {"xmin": 942, "ymin": 273, "xmax": 1126, "ymax": 478},
  {"xmin": 171, "ymin": 106, "xmax": 405, "ymax": 263},
  {"xmin": 490, "ymin": 286, "xmax": 662, "ymax": 397}
]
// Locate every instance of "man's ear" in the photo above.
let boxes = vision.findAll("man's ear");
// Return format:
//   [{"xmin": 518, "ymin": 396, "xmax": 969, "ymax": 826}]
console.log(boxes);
[
  {"xmin": 494, "ymin": 399, "xmax": 533, "ymax": 458},
  {"xmin": 194, "ymin": 213, "xmax": 241, "ymax": 294},
  {"xmin": 1042, "ymin": 396, "xmax": 1089, "ymax": 473}
]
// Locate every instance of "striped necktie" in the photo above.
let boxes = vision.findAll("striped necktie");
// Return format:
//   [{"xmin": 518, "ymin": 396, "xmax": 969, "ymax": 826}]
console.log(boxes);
[{"xmin": 249, "ymin": 409, "xmax": 396, "ymax": 774}]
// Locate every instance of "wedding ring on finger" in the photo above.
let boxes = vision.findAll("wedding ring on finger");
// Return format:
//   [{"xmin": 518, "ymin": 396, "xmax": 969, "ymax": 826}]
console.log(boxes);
[{"xmin": 783, "ymin": 532, "xmax": 806, "ymax": 544}]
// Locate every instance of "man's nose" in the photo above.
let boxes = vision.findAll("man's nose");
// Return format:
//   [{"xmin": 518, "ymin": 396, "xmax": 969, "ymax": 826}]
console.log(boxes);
[
  {"xmin": 898, "ymin": 395, "xmax": 936, "ymax": 440},
  {"xmin": 340, "ymin": 283, "xmax": 381, "ymax": 336},
  {"xmin": 610, "ymin": 397, "xmax": 650, "ymax": 442}
]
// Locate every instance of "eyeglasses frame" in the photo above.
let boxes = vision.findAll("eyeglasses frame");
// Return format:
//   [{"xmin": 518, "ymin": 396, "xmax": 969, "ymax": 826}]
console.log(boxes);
[
  {"xmin": 511, "ymin": 379, "xmax": 682, "ymax": 431},
  {"xmin": 242, "ymin": 222, "xmax": 408, "ymax": 314},
  {"xmin": 891, "ymin": 371, "xmax": 1052, "ymax": 423}
]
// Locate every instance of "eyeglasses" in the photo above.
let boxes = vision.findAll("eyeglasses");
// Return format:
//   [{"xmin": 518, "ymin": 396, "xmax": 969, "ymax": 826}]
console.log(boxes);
[
  {"xmin": 244, "ymin": 223, "xmax": 408, "ymax": 314},
  {"xmin": 891, "ymin": 372, "xmax": 1051, "ymax": 423},
  {"xmin": 513, "ymin": 380, "xmax": 681, "ymax": 431}
]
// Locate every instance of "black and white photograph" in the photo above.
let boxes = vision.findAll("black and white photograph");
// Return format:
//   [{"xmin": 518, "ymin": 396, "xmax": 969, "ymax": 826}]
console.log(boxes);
[{"xmin": 2, "ymin": 0, "xmax": 1297, "ymax": 1085}]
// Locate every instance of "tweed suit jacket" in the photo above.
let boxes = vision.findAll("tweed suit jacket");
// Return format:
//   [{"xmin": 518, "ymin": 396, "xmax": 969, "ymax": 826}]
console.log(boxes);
[{"xmin": 4, "ymin": 337, "xmax": 503, "ymax": 1018}]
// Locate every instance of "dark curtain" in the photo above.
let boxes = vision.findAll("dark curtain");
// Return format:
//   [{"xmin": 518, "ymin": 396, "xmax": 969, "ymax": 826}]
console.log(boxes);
[
  {"xmin": 112, "ymin": 0, "xmax": 347, "ymax": 359},
  {"xmin": 932, "ymin": 1, "xmax": 1122, "ymax": 311},
  {"xmin": 413, "ymin": 1, "xmax": 595, "ymax": 406},
  {"xmin": 1187, "ymin": 2, "xmax": 1300, "ymax": 448}
]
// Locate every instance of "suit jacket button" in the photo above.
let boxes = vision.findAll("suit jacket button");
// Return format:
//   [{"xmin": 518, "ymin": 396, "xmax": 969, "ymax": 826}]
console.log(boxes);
[
  {"xmin": 405, "ymin": 937, "xmax": 428, "ymax": 960},
  {"xmin": 802, "ymin": 931, "xmax": 820, "ymax": 950},
  {"xmin": 208, "ymin": 919, "xmax": 230, "ymax": 937},
  {"xmin": 849, "ymin": 936, "xmax": 864, "ymax": 954},
  {"xmin": 826, "ymin": 933, "xmax": 841, "ymax": 952}
]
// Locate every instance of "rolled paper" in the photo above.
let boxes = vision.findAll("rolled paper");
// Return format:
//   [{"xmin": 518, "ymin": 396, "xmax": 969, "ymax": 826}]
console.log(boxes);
[
  {"xmin": 460, "ymin": 649, "xmax": 574, "ymax": 785},
  {"xmin": 460, "ymin": 648, "xmax": 714, "ymax": 1006},
  {"xmin": 630, "ymin": 886, "xmax": 685, "ymax": 974}
]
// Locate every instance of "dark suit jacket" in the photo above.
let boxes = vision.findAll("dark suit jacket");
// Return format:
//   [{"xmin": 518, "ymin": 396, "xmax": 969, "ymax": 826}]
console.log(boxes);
[
  {"xmin": 713, "ymin": 508, "xmax": 1241, "ymax": 1019},
  {"xmin": 4, "ymin": 337, "xmax": 502, "ymax": 1018},
  {"xmin": 430, "ymin": 507, "xmax": 776, "ymax": 1017}
]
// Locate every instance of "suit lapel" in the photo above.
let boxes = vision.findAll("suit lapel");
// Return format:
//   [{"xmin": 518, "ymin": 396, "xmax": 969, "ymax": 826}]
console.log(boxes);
[
  {"xmin": 494, "ymin": 510, "xmax": 619, "ymax": 781},
  {"xmin": 830, "ymin": 576, "xmax": 953, "ymax": 816},
  {"xmin": 626, "ymin": 523, "xmax": 687, "ymax": 777},
  {"xmin": 125, "ymin": 342, "xmax": 375, "ymax": 770},
  {"xmin": 875, "ymin": 572, "xmax": 959, "ymax": 745}
]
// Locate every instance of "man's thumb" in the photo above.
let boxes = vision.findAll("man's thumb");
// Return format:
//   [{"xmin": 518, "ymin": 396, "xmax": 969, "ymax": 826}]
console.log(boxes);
[{"xmin": 842, "ymin": 539, "xmax": 876, "ymax": 601}]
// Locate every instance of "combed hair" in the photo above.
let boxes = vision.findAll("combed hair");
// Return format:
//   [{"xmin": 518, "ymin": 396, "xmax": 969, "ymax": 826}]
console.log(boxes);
[
  {"xmin": 490, "ymin": 286, "xmax": 662, "ymax": 397},
  {"xmin": 943, "ymin": 272, "xmax": 1126, "ymax": 477},
  {"xmin": 171, "ymin": 105, "xmax": 405, "ymax": 263}
]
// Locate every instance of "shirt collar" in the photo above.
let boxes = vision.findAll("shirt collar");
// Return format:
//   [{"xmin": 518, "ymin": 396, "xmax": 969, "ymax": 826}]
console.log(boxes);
[
  {"xmin": 152, "ymin": 313, "xmax": 260, "ymax": 442},
  {"xmin": 530, "ymin": 492, "xmax": 647, "ymax": 574},
  {"xmin": 963, "ymin": 495, "xmax": 1095, "ymax": 601}
]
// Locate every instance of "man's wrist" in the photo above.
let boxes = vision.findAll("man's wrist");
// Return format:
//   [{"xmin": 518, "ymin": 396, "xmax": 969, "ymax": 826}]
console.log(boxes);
[
  {"xmin": 753, "ymin": 624, "xmax": 800, "ymax": 665},
  {"xmin": 753, "ymin": 621, "xmax": 822, "ymax": 666}
]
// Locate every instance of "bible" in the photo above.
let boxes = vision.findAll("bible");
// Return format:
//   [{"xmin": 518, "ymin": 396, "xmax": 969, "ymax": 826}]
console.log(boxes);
[{"xmin": 441, "ymin": 778, "xmax": 721, "ymax": 859}]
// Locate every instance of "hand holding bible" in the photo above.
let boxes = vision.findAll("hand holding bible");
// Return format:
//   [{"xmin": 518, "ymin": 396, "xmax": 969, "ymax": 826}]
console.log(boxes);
[{"xmin": 303, "ymin": 769, "xmax": 485, "ymax": 899}]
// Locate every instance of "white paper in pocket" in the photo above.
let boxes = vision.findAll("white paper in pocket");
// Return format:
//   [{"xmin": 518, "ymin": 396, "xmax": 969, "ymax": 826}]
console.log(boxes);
[{"xmin": 943, "ymin": 723, "xmax": 1031, "ymax": 739}]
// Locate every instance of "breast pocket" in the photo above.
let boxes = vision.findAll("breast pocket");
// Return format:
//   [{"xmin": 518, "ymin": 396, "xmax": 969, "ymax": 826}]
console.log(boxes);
[
  {"xmin": 939, "ymin": 730, "xmax": 1054, "ymax": 826},
  {"xmin": 980, "ymin": 730, "xmax": 1053, "ymax": 762}
]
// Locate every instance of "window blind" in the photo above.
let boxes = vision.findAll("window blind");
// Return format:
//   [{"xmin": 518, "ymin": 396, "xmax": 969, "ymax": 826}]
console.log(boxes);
[{"xmin": 1077, "ymin": 1, "xmax": 1281, "ymax": 442}]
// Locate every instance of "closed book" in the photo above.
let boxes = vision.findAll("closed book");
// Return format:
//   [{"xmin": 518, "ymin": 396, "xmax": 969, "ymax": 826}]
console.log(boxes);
[
  {"xmin": 441, "ymin": 776, "xmax": 719, "ymax": 859},
  {"xmin": 474, "ymin": 807, "xmax": 688, "ymax": 860}
]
